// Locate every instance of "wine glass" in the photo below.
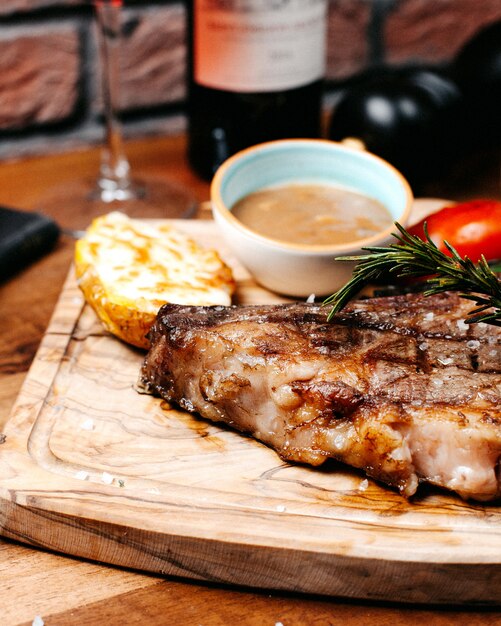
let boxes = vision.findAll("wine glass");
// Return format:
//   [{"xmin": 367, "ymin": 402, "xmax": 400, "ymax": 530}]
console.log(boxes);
[
  {"xmin": 93, "ymin": 0, "xmax": 144, "ymax": 205},
  {"xmin": 36, "ymin": 0, "xmax": 196, "ymax": 221}
]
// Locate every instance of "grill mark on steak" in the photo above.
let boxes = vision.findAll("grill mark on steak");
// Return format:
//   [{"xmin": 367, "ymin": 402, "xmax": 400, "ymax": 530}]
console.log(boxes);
[{"xmin": 139, "ymin": 291, "xmax": 501, "ymax": 501}]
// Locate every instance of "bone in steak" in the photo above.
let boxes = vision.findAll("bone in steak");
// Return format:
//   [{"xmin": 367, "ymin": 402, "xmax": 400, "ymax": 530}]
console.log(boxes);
[{"xmin": 139, "ymin": 292, "xmax": 501, "ymax": 501}]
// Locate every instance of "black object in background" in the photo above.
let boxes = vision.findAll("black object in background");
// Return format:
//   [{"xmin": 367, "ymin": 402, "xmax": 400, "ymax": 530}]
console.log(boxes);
[
  {"xmin": 328, "ymin": 68, "xmax": 462, "ymax": 190},
  {"xmin": 187, "ymin": 1, "xmax": 327, "ymax": 180},
  {"xmin": 453, "ymin": 19, "xmax": 501, "ymax": 152},
  {"xmin": 0, "ymin": 206, "xmax": 60, "ymax": 282},
  {"xmin": 188, "ymin": 81, "xmax": 324, "ymax": 181}
]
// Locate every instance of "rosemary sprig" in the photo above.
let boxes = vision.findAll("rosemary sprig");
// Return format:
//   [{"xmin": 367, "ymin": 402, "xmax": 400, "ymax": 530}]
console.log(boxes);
[{"xmin": 324, "ymin": 222, "xmax": 501, "ymax": 326}]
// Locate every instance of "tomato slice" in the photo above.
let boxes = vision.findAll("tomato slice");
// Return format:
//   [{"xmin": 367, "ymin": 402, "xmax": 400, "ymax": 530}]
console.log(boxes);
[{"xmin": 408, "ymin": 199, "xmax": 501, "ymax": 262}]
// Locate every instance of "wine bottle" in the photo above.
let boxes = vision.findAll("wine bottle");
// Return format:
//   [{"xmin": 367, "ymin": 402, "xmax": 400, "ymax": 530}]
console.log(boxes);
[{"xmin": 187, "ymin": 0, "xmax": 328, "ymax": 180}]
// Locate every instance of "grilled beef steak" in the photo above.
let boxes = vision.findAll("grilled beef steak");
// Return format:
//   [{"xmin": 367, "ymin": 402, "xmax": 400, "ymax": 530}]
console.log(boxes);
[{"xmin": 139, "ymin": 292, "xmax": 501, "ymax": 501}]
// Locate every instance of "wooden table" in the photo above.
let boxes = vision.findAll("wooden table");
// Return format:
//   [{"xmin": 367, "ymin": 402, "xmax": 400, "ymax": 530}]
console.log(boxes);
[{"xmin": 0, "ymin": 135, "xmax": 499, "ymax": 625}]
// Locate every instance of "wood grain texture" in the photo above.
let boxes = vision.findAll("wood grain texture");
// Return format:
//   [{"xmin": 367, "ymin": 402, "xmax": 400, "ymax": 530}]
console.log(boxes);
[
  {"xmin": 3, "ymin": 539, "xmax": 498, "ymax": 626},
  {"xmin": 1, "ymin": 137, "xmax": 500, "ymax": 626},
  {"xmin": 1, "ymin": 214, "xmax": 500, "ymax": 607},
  {"xmin": 18, "ymin": 574, "xmax": 501, "ymax": 626},
  {"xmin": 0, "ymin": 540, "xmax": 156, "ymax": 625}
]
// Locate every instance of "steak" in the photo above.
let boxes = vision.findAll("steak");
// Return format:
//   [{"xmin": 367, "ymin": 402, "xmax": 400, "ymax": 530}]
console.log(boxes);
[{"xmin": 139, "ymin": 292, "xmax": 501, "ymax": 501}]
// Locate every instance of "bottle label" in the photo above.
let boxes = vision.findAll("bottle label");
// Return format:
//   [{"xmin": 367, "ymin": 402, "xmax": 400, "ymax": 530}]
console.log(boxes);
[{"xmin": 194, "ymin": 0, "xmax": 327, "ymax": 93}]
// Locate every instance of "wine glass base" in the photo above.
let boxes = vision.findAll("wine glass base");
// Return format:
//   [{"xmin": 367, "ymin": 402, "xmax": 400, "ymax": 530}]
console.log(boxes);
[
  {"xmin": 35, "ymin": 173, "xmax": 199, "ymax": 228},
  {"xmin": 91, "ymin": 181, "xmax": 146, "ymax": 204}
]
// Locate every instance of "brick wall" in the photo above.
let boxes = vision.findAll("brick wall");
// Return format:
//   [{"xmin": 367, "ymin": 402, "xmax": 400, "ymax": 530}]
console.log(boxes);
[{"xmin": 0, "ymin": 0, "xmax": 500, "ymax": 161}]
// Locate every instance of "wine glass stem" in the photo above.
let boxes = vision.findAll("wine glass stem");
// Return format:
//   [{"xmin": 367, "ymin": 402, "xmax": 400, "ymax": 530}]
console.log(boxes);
[{"xmin": 94, "ymin": 1, "xmax": 138, "ymax": 201}]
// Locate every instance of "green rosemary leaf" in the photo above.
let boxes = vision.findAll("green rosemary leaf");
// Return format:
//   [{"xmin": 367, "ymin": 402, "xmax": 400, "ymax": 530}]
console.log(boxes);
[{"xmin": 325, "ymin": 222, "xmax": 501, "ymax": 326}]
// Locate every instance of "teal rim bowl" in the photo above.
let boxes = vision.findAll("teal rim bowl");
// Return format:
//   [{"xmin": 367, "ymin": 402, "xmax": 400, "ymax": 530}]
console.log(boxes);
[{"xmin": 211, "ymin": 138, "xmax": 413, "ymax": 253}]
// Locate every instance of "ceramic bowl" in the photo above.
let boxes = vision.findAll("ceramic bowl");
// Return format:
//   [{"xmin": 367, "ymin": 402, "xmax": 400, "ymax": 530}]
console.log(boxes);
[{"xmin": 210, "ymin": 139, "xmax": 413, "ymax": 298}]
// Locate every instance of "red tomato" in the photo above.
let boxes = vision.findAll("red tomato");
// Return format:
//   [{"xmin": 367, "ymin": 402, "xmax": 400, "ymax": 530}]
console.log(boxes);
[{"xmin": 408, "ymin": 199, "xmax": 501, "ymax": 262}]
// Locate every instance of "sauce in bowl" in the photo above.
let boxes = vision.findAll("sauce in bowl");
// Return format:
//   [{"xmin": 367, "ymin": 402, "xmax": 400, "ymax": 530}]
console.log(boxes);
[{"xmin": 231, "ymin": 183, "xmax": 393, "ymax": 246}]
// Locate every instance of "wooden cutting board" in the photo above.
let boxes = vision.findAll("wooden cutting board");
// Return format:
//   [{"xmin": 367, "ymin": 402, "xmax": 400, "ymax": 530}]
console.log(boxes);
[{"xmin": 1, "ymin": 206, "xmax": 500, "ymax": 605}]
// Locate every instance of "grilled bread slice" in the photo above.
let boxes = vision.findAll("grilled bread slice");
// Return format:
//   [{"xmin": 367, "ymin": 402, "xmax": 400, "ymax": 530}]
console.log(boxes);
[{"xmin": 75, "ymin": 211, "xmax": 235, "ymax": 349}]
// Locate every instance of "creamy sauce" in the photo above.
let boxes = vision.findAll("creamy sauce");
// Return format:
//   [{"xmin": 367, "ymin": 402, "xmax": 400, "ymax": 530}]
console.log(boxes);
[{"xmin": 231, "ymin": 183, "xmax": 393, "ymax": 246}]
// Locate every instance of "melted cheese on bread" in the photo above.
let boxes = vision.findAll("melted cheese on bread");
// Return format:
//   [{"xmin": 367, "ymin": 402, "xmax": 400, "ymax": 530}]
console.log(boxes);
[{"xmin": 75, "ymin": 211, "xmax": 235, "ymax": 348}]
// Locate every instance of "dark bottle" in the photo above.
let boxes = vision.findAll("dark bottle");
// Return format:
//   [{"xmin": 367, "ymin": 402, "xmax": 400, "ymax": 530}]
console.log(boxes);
[{"xmin": 187, "ymin": 0, "xmax": 328, "ymax": 180}]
